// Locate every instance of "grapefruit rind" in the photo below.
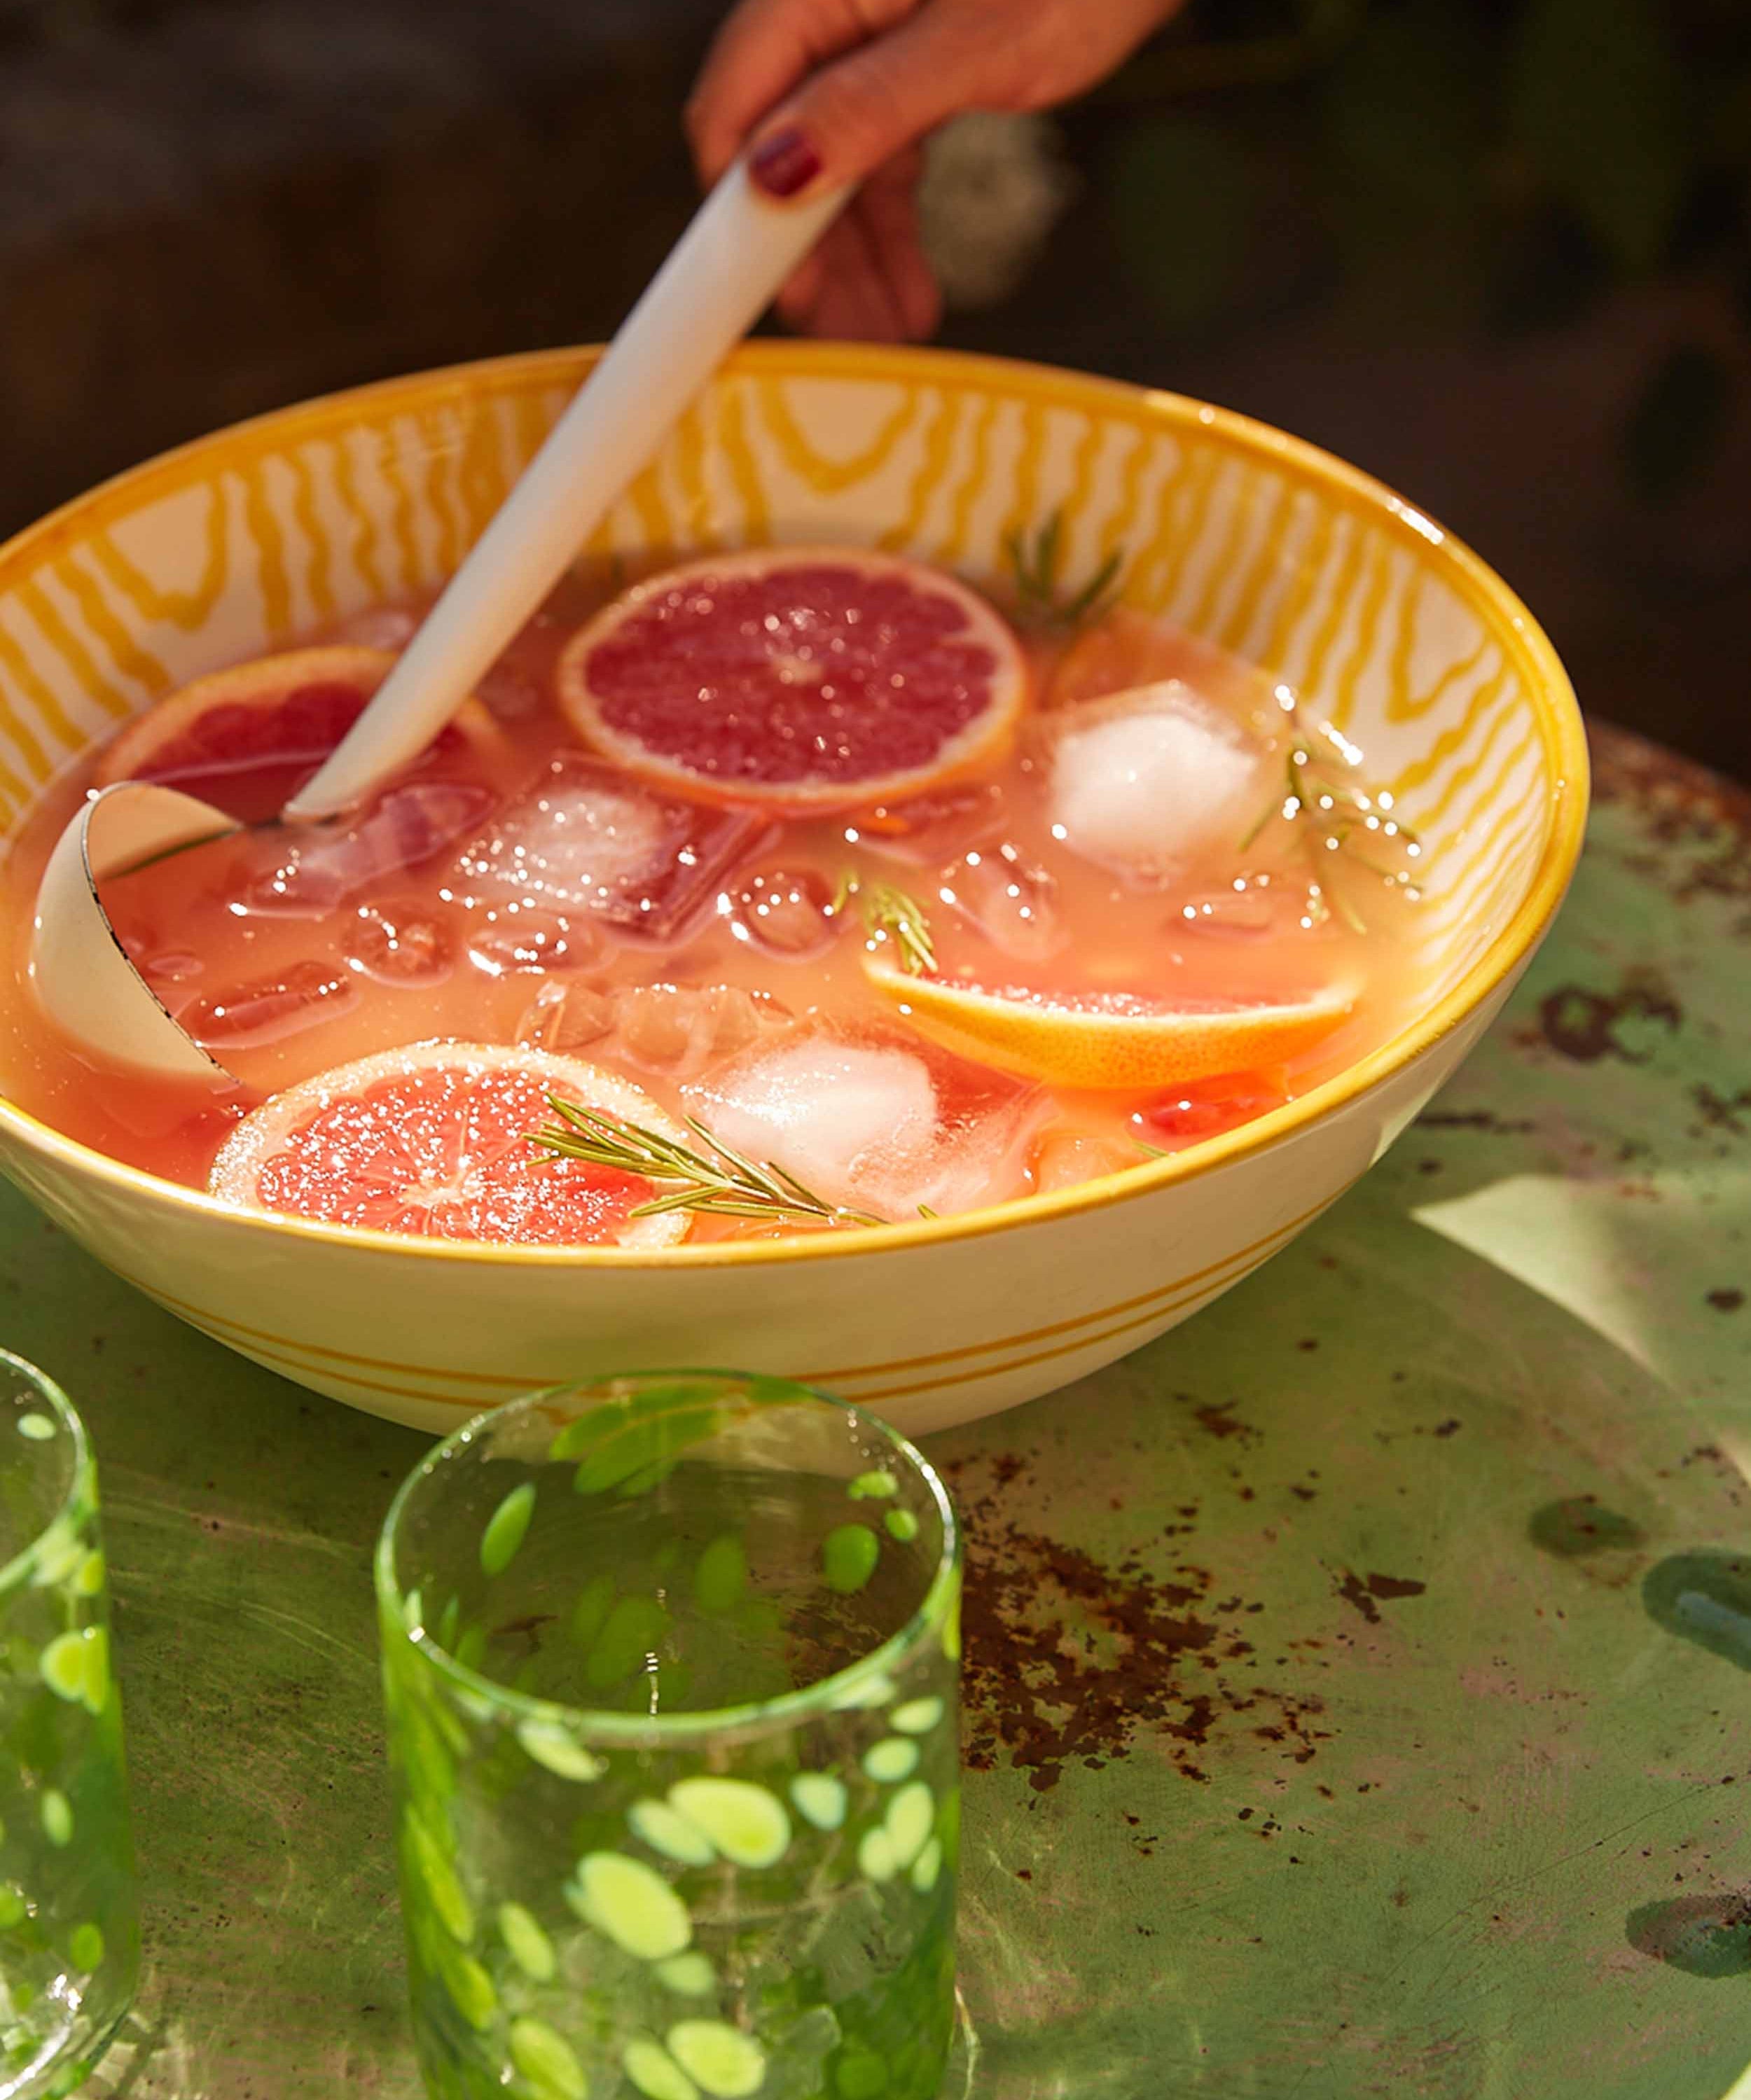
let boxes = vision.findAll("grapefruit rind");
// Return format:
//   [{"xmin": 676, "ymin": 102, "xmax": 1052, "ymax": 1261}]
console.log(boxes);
[
  {"xmin": 864, "ymin": 956, "xmax": 1356, "ymax": 1092},
  {"xmin": 95, "ymin": 645, "xmax": 504, "ymax": 790},
  {"xmin": 207, "ymin": 1040, "xmax": 689, "ymax": 1250},
  {"xmin": 1046, "ymin": 607, "xmax": 1280, "ymax": 718},
  {"xmin": 1046, "ymin": 609, "xmax": 1189, "ymax": 711},
  {"xmin": 554, "ymin": 548, "xmax": 1029, "ymax": 814}
]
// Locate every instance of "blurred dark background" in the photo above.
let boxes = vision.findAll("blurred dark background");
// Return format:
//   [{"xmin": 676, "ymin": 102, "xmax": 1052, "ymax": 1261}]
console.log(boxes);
[{"xmin": 3, "ymin": 0, "xmax": 1748, "ymax": 780}]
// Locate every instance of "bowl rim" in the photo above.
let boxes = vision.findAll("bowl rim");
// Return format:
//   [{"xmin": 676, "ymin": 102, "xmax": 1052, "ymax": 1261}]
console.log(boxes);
[{"xmin": 0, "ymin": 339, "xmax": 1589, "ymax": 1270}]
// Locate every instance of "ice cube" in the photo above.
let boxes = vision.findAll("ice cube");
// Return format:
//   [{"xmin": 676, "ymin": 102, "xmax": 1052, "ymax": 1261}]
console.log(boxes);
[
  {"xmin": 1173, "ymin": 868, "xmax": 1336, "ymax": 942},
  {"xmin": 244, "ymin": 781, "xmax": 494, "ymax": 916},
  {"xmin": 1047, "ymin": 681, "xmax": 1262, "ymax": 882},
  {"xmin": 684, "ymin": 1027, "xmax": 1044, "ymax": 1223},
  {"xmin": 453, "ymin": 753, "xmax": 771, "ymax": 943},
  {"xmin": 1030, "ymin": 1129, "xmax": 1137, "ymax": 1195},
  {"xmin": 473, "ymin": 661, "xmax": 546, "ymax": 721},
  {"xmin": 614, "ymin": 984, "xmax": 794, "ymax": 1078},
  {"xmin": 178, "ymin": 960, "xmax": 356, "ymax": 1050},
  {"xmin": 473, "ymin": 608, "xmax": 565, "ymax": 720},
  {"xmin": 139, "ymin": 950, "xmax": 204, "ymax": 986},
  {"xmin": 109, "ymin": 910, "xmax": 200, "ymax": 985},
  {"xmin": 518, "ymin": 980, "xmax": 615, "ymax": 1057},
  {"xmin": 728, "ymin": 868, "xmax": 839, "ymax": 958},
  {"xmin": 346, "ymin": 900, "xmax": 455, "ymax": 985},
  {"xmin": 466, "ymin": 906, "xmax": 602, "ymax": 977},
  {"xmin": 515, "ymin": 981, "xmax": 791, "ymax": 1080},
  {"xmin": 937, "ymin": 841, "xmax": 1064, "ymax": 961}
]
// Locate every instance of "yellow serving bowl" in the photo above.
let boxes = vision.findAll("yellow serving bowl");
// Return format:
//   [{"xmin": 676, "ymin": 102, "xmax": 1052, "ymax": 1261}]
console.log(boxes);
[{"xmin": 0, "ymin": 345, "xmax": 1586, "ymax": 1436}]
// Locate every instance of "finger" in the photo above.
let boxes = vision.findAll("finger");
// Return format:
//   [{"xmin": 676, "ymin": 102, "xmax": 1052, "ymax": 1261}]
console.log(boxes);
[
  {"xmin": 773, "ymin": 148, "xmax": 915, "ymax": 325},
  {"xmin": 775, "ymin": 216, "xmax": 864, "ymax": 329},
  {"xmin": 774, "ymin": 246, "xmax": 829, "ymax": 325},
  {"xmin": 854, "ymin": 155, "xmax": 941, "ymax": 340},
  {"xmin": 686, "ymin": 0, "xmax": 920, "ymax": 185},
  {"xmin": 746, "ymin": 8, "xmax": 1005, "ymax": 202},
  {"xmin": 774, "ymin": 219, "xmax": 857, "ymax": 332},
  {"xmin": 780, "ymin": 212, "xmax": 908, "ymax": 340},
  {"xmin": 777, "ymin": 153, "xmax": 936, "ymax": 340},
  {"xmin": 834, "ymin": 205, "xmax": 917, "ymax": 342},
  {"xmin": 747, "ymin": 0, "xmax": 1188, "ymax": 200},
  {"xmin": 785, "ymin": 211, "xmax": 905, "ymax": 340}
]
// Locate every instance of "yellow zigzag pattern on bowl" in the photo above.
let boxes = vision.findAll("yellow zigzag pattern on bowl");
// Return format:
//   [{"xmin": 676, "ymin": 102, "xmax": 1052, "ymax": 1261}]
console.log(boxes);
[{"xmin": 0, "ymin": 345, "xmax": 1555, "ymax": 983}]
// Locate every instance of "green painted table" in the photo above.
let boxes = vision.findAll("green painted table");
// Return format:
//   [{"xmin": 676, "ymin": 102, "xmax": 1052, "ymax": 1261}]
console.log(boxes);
[{"xmin": 4, "ymin": 722, "xmax": 1748, "ymax": 2099}]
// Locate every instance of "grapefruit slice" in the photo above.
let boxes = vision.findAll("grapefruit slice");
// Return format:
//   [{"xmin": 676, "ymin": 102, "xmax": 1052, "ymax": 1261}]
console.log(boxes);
[
  {"xmin": 555, "ymin": 549, "xmax": 1027, "ymax": 814},
  {"xmin": 1141, "ymin": 1071, "xmax": 1290, "ymax": 1144},
  {"xmin": 864, "ymin": 957, "xmax": 1355, "ymax": 1092},
  {"xmin": 97, "ymin": 647, "xmax": 503, "ymax": 824},
  {"xmin": 208, "ymin": 1041, "xmax": 688, "ymax": 1248}
]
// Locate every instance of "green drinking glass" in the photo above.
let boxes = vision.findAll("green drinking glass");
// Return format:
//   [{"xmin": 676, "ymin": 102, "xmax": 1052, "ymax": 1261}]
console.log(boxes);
[
  {"xmin": 376, "ymin": 1372, "xmax": 962, "ymax": 2100},
  {"xmin": 0, "ymin": 1353, "xmax": 138, "ymax": 2097}
]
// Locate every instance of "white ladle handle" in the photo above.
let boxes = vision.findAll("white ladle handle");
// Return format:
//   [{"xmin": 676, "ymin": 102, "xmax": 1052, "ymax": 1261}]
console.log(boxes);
[{"xmin": 284, "ymin": 163, "xmax": 848, "ymax": 824}]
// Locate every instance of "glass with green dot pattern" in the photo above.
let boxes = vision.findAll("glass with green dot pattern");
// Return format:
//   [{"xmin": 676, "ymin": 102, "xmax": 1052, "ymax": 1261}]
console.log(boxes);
[
  {"xmin": 0, "ymin": 1353, "xmax": 138, "ymax": 2096},
  {"xmin": 376, "ymin": 1372, "xmax": 962, "ymax": 2100}
]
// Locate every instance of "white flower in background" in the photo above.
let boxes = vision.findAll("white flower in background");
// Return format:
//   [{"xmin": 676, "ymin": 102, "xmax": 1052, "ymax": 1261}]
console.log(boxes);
[{"xmin": 919, "ymin": 111, "xmax": 1079, "ymax": 312}]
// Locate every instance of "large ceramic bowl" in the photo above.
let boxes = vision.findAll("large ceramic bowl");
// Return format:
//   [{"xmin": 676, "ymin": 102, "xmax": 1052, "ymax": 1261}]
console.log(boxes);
[{"xmin": 0, "ymin": 345, "xmax": 1586, "ymax": 1436}]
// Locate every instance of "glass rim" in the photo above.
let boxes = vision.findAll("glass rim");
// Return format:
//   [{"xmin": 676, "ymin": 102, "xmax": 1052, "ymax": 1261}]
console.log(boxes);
[
  {"xmin": 374, "ymin": 1369, "xmax": 962, "ymax": 1746},
  {"xmin": 0, "ymin": 1347, "xmax": 92, "ymax": 1597}
]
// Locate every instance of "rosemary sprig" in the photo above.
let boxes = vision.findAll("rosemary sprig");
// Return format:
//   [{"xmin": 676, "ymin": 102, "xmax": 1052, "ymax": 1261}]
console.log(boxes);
[
  {"xmin": 533, "ymin": 1099, "xmax": 885, "ymax": 1230},
  {"xmin": 1241, "ymin": 732, "xmax": 1423, "ymax": 933},
  {"xmin": 833, "ymin": 873, "xmax": 936, "ymax": 977},
  {"xmin": 1002, "ymin": 507, "xmax": 1125, "ymax": 630}
]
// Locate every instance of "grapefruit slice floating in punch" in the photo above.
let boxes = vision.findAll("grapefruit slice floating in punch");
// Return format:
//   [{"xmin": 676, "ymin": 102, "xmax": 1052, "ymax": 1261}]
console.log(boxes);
[
  {"xmin": 864, "ymin": 957, "xmax": 1355, "ymax": 1092},
  {"xmin": 97, "ymin": 646, "xmax": 505, "ymax": 825},
  {"xmin": 556, "ymin": 549, "xmax": 1028, "ymax": 814},
  {"xmin": 208, "ymin": 1042, "xmax": 689, "ymax": 1249}
]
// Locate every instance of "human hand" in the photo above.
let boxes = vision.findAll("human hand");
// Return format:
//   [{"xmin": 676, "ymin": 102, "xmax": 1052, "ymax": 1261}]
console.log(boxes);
[{"xmin": 686, "ymin": 0, "xmax": 1185, "ymax": 342}]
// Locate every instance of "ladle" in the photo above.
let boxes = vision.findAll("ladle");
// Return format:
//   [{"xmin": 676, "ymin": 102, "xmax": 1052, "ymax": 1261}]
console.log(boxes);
[
  {"xmin": 285, "ymin": 160, "xmax": 847, "ymax": 823},
  {"xmin": 31, "ymin": 158, "xmax": 847, "ymax": 1082}
]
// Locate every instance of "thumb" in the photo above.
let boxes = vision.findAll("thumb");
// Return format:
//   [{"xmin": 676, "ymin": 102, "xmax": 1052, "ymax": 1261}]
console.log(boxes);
[{"xmin": 746, "ymin": 11, "xmax": 1001, "ymax": 202}]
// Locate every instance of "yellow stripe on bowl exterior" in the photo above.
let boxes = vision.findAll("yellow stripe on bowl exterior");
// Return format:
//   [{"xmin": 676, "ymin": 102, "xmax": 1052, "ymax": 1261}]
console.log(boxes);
[{"xmin": 0, "ymin": 345, "xmax": 1586, "ymax": 1437}]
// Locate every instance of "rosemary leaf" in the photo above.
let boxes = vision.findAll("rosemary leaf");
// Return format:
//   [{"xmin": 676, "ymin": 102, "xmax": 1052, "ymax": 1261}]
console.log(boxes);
[
  {"xmin": 631, "ymin": 1187, "xmax": 735, "ymax": 1218},
  {"xmin": 1002, "ymin": 508, "xmax": 1128, "ymax": 630},
  {"xmin": 689, "ymin": 1118, "xmax": 798, "ymax": 1207},
  {"xmin": 1331, "ymin": 887, "xmax": 1369, "ymax": 936},
  {"xmin": 1060, "ymin": 548, "xmax": 1124, "ymax": 627},
  {"xmin": 838, "ymin": 873, "xmax": 936, "ymax": 976},
  {"xmin": 1037, "ymin": 509, "xmax": 1063, "ymax": 592},
  {"xmin": 532, "ymin": 1099, "xmax": 883, "ymax": 1232},
  {"xmin": 767, "ymin": 1158, "xmax": 840, "ymax": 1209},
  {"xmin": 1234, "ymin": 723, "xmax": 1417, "ymax": 931},
  {"xmin": 1238, "ymin": 795, "xmax": 1281, "ymax": 854}
]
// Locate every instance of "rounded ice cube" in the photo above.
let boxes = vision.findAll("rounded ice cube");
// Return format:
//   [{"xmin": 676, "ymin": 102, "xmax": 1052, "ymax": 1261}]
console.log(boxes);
[{"xmin": 1048, "ymin": 680, "xmax": 1262, "ymax": 881}]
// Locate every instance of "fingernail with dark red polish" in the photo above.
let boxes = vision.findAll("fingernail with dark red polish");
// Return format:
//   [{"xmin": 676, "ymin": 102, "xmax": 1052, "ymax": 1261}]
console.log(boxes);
[{"xmin": 749, "ymin": 127, "xmax": 822, "ymax": 200}]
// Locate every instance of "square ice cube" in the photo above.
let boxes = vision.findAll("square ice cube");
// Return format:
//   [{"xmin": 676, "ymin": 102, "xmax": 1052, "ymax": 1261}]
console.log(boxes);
[
  {"xmin": 684, "ymin": 1025, "xmax": 1046, "ymax": 1223},
  {"xmin": 242, "ymin": 781, "xmax": 495, "ymax": 916},
  {"xmin": 453, "ymin": 753, "xmax": 772, "ymax": 942},
  {"xmin": 1047, "ymin": 680, "xmax": 1262, "ymax": 881}
]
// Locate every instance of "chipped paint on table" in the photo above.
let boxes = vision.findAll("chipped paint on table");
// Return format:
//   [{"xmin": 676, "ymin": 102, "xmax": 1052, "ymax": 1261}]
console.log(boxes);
[{"xmin": 0, "ymin": 722, "xmax": 1745, "ymax": 2099}]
